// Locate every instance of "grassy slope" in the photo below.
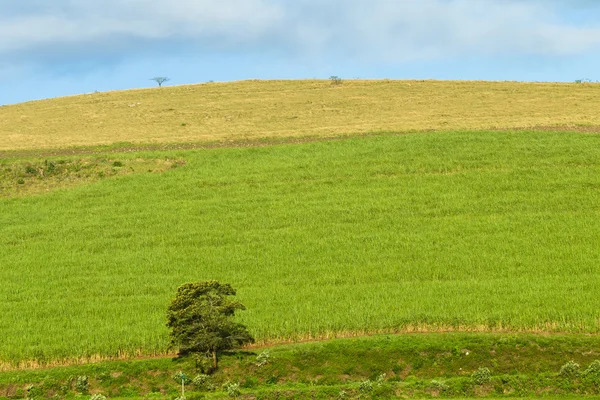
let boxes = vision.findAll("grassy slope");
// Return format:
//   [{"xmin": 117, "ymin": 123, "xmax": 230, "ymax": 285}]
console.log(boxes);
[
  {"xmin": 1, "ymin": 80, "xmax": 600, "ymax": 151},
  {"xmin": 3, "ymin": 333, "xmax": 600, "ymax": 399},
  {"xmin": 1, "ymin": 130, "xmax": 600, "ymax": 364}
]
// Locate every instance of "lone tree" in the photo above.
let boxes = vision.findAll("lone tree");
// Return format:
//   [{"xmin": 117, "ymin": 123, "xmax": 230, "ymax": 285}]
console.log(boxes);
[
  {"xmin": 166, "ymin": 281, "xmax": 254, "ymax": 371},
  {"xmin": 150, "ymin": 77, "xmax": 170, "ymax": 87}
]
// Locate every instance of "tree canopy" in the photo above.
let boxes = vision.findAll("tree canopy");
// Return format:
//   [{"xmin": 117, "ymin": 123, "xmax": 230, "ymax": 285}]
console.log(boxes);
[
  {"xmin": 166, "ymin": 281, "xmax": 254, "ymax": 370},
  {"xmin": 150, "ymin": 77, "xmax": 170, "ymax": 87}
]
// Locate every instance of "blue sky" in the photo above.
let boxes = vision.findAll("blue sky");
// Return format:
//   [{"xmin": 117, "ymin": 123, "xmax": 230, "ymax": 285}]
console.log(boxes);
[{"xmin": 1, "ymin": 0, "xmax": 599, "ymax": 105}]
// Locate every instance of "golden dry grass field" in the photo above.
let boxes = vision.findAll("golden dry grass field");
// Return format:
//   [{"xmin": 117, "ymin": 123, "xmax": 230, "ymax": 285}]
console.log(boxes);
[{"xmin": 1, "ymin": 79, "xmax": 599, "ymax": 151}]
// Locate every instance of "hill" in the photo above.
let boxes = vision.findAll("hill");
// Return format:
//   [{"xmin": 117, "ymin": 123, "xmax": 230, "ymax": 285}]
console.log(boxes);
[
  {"xmin": 1, "ymin": 79, "xmax": 600, "ymax": 152},
  {"xmin": 1, "ymin": 130, "xmax": 600, "ymax": 366}
]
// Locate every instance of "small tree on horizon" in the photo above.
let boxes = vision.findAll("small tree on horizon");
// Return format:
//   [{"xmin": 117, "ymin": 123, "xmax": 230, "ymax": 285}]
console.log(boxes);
[
  {"xmin": 166, "ymin": 281, "xmax": 254, "ymax": 371},
  {"xmin": 151, "ymin": 77, "xmax": 170, "ymax": 87}
]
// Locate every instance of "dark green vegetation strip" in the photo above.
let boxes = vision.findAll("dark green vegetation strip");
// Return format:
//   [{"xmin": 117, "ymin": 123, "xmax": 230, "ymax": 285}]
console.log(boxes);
[
  {"xmin": 3, "ymin": 333, "xmax": 600, "ymax": 399},
  {"xmin": 0, "ymin": 157, "xmax": 183, "ymax": 197},
  {"xmin": 1, "ymin": 130, "xmax": 600, "ymax": 363}
]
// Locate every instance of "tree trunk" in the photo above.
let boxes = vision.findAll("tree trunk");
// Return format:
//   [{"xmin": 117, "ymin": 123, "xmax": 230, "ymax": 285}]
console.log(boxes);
[{"xmin": 212, "ymin": 350, "xmax": 218, "ymax": 369}]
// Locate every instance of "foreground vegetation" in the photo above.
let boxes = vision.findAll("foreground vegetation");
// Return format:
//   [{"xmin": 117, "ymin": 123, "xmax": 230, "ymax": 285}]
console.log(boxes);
[
  {"xmin": 4, "ymin": 333, "xmax": 600, "ymax": 399},
  {"xmin": 1, "ymin": 130, "xmax": 600, "ymax": 365},
  {"xmin": 1, "ymin": 79, "xmax": 599, "ymax": 151}
]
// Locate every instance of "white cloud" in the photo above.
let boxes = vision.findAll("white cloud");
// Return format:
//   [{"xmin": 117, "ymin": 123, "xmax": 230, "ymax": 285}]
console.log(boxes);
[
  {"xmin": 1, "ymin": 0, "xmax": 599, "ymax": 64},
  {"xmin": 0, "ymin": 0, "xmax": 285, "ymax": 52},
  {"xmin": 286, "ymin": 0, "xmax": 600, "ymax": 61}
]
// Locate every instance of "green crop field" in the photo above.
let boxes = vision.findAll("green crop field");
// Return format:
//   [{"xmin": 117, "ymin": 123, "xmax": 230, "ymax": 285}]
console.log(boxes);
[{"xmin": 1, "ymin": 129, "xmax": 600, "ymax": 367}]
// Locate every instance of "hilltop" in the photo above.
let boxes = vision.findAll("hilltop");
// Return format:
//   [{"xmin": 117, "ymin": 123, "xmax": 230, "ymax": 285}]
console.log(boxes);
[{"xmin": 1, "ymin": 79, "xmax": 600, "ymax": 152}]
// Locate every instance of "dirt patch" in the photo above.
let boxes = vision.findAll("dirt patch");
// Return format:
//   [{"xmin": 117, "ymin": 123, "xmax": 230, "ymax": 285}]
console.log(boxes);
[{"xmin": 0, "ymin": 157, "xmax": 185, "ymax": 197}]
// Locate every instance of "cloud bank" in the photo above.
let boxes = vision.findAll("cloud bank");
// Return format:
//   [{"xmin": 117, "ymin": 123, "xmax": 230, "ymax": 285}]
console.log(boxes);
[{"xmin": 1, "ymin": 0, "xmax": 600, "ymax": 67}]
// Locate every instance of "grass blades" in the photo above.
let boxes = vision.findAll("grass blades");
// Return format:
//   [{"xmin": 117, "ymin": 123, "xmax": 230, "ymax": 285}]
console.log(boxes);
[{"xmin": 1, "ymin": 130, "xmax": 600, "ymax": 364}]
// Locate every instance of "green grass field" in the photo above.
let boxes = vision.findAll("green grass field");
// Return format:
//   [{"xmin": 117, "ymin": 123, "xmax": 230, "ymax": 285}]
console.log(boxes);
[{"xmin": 2, "ymin": 129, "xmax": 600, "ymax": 366}]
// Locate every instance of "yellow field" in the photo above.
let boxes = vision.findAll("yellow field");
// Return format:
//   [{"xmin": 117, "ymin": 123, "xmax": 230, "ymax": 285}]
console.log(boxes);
[{"xmin": 1, "ymin": 79, "xmax": 599, "ymax": 151}]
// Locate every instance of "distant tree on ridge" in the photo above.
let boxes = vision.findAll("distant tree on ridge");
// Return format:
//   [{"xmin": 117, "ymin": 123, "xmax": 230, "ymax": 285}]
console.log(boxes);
[{"xmin": 151, "ymin": 77, "xmax": 170, "ymax": 87}]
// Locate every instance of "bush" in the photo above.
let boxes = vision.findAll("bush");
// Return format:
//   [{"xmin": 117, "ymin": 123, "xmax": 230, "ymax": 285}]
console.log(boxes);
[
  {"xmin": 372, "ymin": 383, "xmax": 395, "ymax": 398},
  {"xmin": 559, "ymin": 361, "xmax": 581, "ymax": 378},
  {"xmin": 359, "ymin": 379, "xmax": 373, "ymax": 392},
  {"xmin": 222, "ymin": 382, "xmax": 240, "ymax": 398},
  {"xmin": 429, "ymin": 379, "xmax": 450, "ymax": 392},
  {"xmin": 583, "ymin": 360, "xmax": 600, "ymax": 378},
  {"xmin": 255, "ymin": 350, "xmax": 270, "ymax": 367},
  {"xmin": 329, "ymin": 76, "xmax": 342, "ymax": 85},
  {"xmin": 192, "ymin": 374, "xmax": 215, "ymax": 391},
  {"xmin": 76, "ymin": 376, "xmax": 89, "ymax": 393},
  {"xmin": 44, "ymin": 160, "xmax": 56, "ymax": 174},
  {"xmin": 173, "ymin": 371, "xmax": 192, "ymax": 385},
  {"xmin": 26, "ymin": 384, "xmax": 42, "ymax": 399},
  {"xmin": 472, "ymin": 367, "xmax": 492, "ymax": 385}
]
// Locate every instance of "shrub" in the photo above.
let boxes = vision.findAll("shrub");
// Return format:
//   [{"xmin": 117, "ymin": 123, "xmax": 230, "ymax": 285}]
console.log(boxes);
[
  {"xmin": 222, "ymin": 382, "xmax": 240, "ymax": 398},
  {"xmin": 429, "ymin": 379, "xmax": 450, "ymax": 392},
  {"xmin": 329, "ymin": 76, "xmax": 342, "ymax": 85},
  {"xmin": 582, "ymin": 360, "xmax": 600, "ymax": 380},
  {"xmin": 44, "ymin": 160, "xmax": 56, "ymax": 174},
  {"xmin": 173, "ymin": 371, "xmax": 192, "ymax": 385},
  {"xmin": 76, "ymin": 376, "xmax": 89, "ymax": 393},
  {"xmin": 359, "ymin": 379, "xmax": 373, "ymax": 392},
  {"xmin": 559, "ymin": 361, "xmax": 581, "ymax": 378},
  {"xmin": 372, "ymin": 383, "xmax": 395, "ymax": 399},
  {"xmin": 255, "ymin": 350, "xmax": 270, "ymax": 367},
  {"xmin": 192, "ymin": 374, "xmax": 215, "ymax": 391},
  {"xmin": 472, "ymin": 367, "xmax": 492, "ymax": 385},
  {"xmin": 26, "ymin": 384, "xmax": 42, "ymax": 399}
]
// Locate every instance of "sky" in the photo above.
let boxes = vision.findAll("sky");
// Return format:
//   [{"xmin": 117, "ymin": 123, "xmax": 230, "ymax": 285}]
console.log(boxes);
[{"xmin": 1, "ymin": 0, "xmax": 599, "ymax": 105}]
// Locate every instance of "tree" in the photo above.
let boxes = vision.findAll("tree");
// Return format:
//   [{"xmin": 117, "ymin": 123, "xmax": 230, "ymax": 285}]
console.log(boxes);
[
  {"xmin": 151, "ymin": 77, "xmax": 170, "ymax": 87},
  {"xmin": 166, "ymin": 281, "xmax": 254, "ymax": 371},
  {"xmin": 329, "ymin": 76, "xmax": 342, "ymax": 85}
]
